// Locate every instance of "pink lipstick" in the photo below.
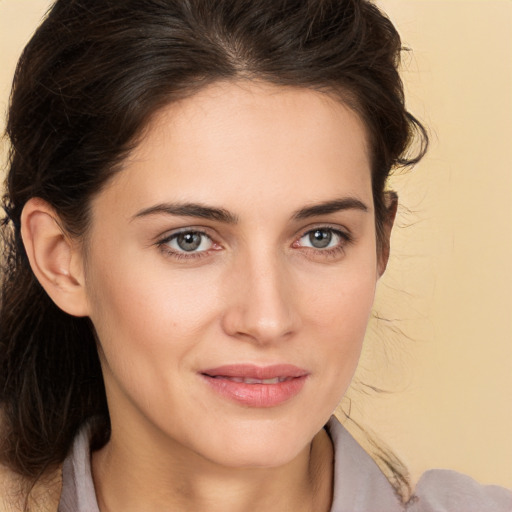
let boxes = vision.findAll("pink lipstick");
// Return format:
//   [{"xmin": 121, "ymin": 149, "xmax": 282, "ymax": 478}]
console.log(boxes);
[{"xmin": 200, "ymin": 364, "xmax": 309, "ymax": 407}]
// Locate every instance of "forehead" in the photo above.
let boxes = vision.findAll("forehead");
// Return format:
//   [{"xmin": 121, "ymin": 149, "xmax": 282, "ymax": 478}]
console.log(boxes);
[{"xmin": 95, "ymin": 81, "xmax": 372, "ymax": 218}]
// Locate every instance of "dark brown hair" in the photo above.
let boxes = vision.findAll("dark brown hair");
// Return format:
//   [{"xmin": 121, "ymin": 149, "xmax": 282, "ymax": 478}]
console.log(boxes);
[{"xmin": 1, "ymin": 0, "xmax": 427, "ymax": 494}]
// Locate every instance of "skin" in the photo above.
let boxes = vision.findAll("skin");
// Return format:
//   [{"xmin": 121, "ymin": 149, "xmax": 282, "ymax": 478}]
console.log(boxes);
[{"xmin": 21, "ymin": 80, "xmax": 393, "ymax": 512}]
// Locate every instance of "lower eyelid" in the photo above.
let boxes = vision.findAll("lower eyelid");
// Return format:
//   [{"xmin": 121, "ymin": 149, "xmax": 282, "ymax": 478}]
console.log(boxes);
[{"xmin": 158, "ymin": 240, "xmax": 215, "ymax": 260}]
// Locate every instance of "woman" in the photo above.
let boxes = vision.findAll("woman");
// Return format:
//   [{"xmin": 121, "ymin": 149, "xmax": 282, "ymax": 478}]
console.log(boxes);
[{"xmin": 0, "ymin": 0, "xmax": 510, "ymax": 510}]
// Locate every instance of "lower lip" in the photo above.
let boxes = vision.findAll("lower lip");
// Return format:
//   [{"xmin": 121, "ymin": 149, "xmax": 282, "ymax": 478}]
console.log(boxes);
[{"xmin": 201, "ymin": 375, "xmax": 308, "ymax": 407}]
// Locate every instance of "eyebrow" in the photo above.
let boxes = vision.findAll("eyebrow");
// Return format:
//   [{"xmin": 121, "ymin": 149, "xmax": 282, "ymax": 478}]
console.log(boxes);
[
  {"xmin": 132, "ymin": 197, "xmax": 368, "ymax": 224},
  {"xmin": 132, "ymin": 202, "xmax": 239, "ymax": 223},
  {"xmin": 292, "ymin": 197, "xmax": 369, "ymax": 219}
]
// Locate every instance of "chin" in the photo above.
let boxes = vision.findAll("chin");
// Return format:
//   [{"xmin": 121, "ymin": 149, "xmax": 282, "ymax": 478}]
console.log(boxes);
[
  {"xmin": 188, "ymin": 416, "xmax": 318, "ymax": 470},
  {"xmin": 207, "ymin": 442, "xmax": 306, "ymax": 470}
]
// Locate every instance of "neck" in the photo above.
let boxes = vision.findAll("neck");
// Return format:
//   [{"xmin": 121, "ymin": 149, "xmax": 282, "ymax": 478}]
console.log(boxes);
[{"xmin": 92, "ymin": 425, "xmax": 333, "ymax": 512}]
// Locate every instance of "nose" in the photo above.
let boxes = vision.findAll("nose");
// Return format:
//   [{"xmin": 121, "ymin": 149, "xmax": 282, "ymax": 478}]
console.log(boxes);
[{"xmin": 221, "ymin": 250, "xmax": 300, "ymax": 345}]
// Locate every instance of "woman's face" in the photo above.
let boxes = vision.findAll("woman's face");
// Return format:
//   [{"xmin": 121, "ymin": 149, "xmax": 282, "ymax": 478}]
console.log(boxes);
[{"xmin": 83, "ymin": 81, "xmax": 383, "ymax": 468}]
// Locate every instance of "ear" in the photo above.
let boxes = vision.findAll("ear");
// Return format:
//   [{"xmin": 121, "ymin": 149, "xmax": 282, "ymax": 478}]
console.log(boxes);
[
  {"xmin": 377, "ymin": 190, "xmax": 398, "ymax": 277},
  {"xmin": 20, "ymin": 198, "xmax": 89, "ymax": 317}
]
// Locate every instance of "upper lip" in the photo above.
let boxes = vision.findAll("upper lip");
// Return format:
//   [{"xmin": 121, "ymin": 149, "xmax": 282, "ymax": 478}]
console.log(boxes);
[{"xmin": 201, "ymin": 364, "xmax": 309, "ymax": 379}]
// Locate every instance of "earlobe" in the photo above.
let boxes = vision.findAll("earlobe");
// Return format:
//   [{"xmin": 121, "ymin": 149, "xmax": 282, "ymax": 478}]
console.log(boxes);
[
  {"xmin": 21, "ymin": 198, "xmax": 89, "ymax": 317},
  {"xmin": 377, "ymin": 190, "xmax": 398, "ymax": 277}
]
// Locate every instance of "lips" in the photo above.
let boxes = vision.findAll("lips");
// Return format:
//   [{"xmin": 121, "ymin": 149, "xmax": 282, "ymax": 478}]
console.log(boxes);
[{"xmin": 200, "ymin": 364, "xmax": 309, "ymax": 407}]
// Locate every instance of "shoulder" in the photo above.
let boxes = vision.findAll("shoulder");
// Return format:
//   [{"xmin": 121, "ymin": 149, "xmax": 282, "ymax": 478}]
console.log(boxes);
[
  {"xmin": 407, "ymin": 470, "xmax": 512, "ymax": 512},
  {"xmin": 326, "ymin": 416, "xmax": 512, "ymax": 512}
]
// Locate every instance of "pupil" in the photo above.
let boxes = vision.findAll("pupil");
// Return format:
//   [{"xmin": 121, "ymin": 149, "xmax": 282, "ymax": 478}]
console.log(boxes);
[
  {"xmin": 310, "ymin": 229, "xmax": 331, "ymax": 248},
  {"xmin": 177, "ymin": 232, "xmax": 201, "ymax": 251}
]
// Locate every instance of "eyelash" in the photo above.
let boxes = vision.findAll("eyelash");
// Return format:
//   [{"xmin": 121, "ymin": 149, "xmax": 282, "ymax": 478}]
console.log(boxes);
[
  {"xmin": 294, "ymin": 226, "xmax": 353, "ymax": 259},
  {"xmin": 156, "ymin": 226, "xmax": 353, "ymax": 261},
  {"xmin": 157, "ymin": 229, "xmax": 216, "ymax": 260}
]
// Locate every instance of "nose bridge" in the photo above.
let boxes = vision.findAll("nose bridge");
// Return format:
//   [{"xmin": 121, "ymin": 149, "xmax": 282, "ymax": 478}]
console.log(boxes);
[{"xmin": 222, "ymin": 243, "xmax": 298, "ymax": 343}]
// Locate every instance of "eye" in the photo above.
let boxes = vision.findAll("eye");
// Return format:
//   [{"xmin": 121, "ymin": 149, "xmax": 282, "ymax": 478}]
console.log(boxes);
[
  {"xmin": 163, "ymin": 231, "xmax": 213, "ymax": 253},
  {"xmin": 298, "ymin": 228, "xmax": 345, "ymax": 249}
]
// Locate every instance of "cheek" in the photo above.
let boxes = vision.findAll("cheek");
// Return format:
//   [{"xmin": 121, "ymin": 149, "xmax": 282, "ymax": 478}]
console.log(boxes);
[
  {"xmin": 314, "ymin": 278, "xmax": 375, "ymax": 368},
  {"xmin": 304, "ymin": 252, "xmax": 377, "ymax": 336},
  {"xmin": 85, "ymin": 247, "xmax": 222, "ymax": 368},
  {"xmin": 300, "ymin": 248, "xmax": 378, "ymax": 381}
]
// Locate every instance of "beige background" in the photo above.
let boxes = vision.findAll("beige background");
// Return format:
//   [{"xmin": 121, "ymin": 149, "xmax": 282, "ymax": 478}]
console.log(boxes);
[{"xmin": 1, "ymin": 0, "xmax": 511, "ymax": 489}]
